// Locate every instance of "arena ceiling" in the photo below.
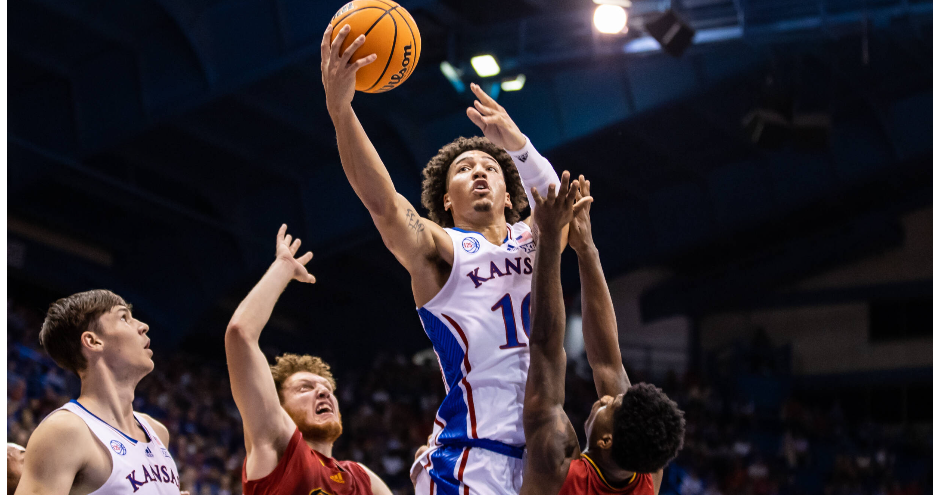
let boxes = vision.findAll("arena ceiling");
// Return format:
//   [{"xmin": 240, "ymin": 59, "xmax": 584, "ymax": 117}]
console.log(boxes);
[{"xmin": 8, "ymin": 0, "xmax": 933, "ymax": 359}]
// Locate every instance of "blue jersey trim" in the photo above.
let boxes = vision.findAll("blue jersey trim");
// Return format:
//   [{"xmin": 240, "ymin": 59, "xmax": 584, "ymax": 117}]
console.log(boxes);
[
  {"xmin": 441, "ymin": 438, "xmax": 524, "ymax": 459},
  {"xmin": 418, "ymin": 308, "xmax": 470, "ymax": 442},
  {"xmin": 70, "ymin": 400, "xmax": 143, "ymax": 444},
  {"xmin": 450, "ymin": 227, "xmax": 511, "ymax": 243},
  {"xmin": 429, "ymin": 446, "xmax": 466, "ymax": 495}
]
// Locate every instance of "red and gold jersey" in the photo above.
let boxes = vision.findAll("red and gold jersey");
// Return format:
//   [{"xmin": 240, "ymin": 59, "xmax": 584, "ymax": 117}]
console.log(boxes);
[
  {"xmin": 558, "ymin": 454, "xmax": 655, "ymax": 495},
  {"xmin": 242, "ymin": 428, "xmax": 372, "ymax": 495}
]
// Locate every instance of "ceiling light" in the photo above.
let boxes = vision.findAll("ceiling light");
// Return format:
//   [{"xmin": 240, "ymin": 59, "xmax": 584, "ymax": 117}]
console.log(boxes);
[
  {"xmin": 470, "ymin": 55, "xmax": 500, "ymax": 77},
  {"xmin": 440, "ymin": 61, "xmax": 465, "ymax": 93},
  {"xmin": 502, "ymin": 74, "xmax": 526, "ymax": 92},
  {"xmin": 594, "ymin": 4, "xmax": 628, "ymax": 34}
]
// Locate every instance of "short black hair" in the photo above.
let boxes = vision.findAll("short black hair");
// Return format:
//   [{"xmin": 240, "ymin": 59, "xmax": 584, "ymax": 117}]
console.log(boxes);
[
  {"xmin": 610, "ymin": 383, "xmax": 686, "ymax": 473},
  {"xmin": 421, "ymin": 136, "xmax": 528, "ymax": 228}
]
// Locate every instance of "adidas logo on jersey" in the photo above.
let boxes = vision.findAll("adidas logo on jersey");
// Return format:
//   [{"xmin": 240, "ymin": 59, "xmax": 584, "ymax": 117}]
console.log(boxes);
[{"xmin": 331, "ymin": 472, "xmax": 345, "ymax": 483}]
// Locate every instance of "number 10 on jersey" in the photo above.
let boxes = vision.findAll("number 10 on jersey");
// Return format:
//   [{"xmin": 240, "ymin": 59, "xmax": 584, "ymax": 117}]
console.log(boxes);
[{"xmin": 492, "ymin": 292, "xmax": 532, "ymax": 349}]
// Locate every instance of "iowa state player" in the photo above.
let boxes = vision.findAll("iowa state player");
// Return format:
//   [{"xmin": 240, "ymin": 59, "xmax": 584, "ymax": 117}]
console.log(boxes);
[
  {"xmin": 321, "ymin": 24, "xmax": 566, "ymax": 495},
  {"xmin": 16, "ymin": 290, "xmax": 184, "ymax": 495},
  {"xmin": 225, "ymin": 225, "xmax": 391, "ymax": 495},
  {"xmin": 523, "ymin": 176, "xmax": 686, "ymax": 495}
]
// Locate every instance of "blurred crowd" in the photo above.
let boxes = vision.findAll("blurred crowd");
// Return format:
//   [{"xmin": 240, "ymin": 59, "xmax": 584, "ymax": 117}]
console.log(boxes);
[{"xmin": 7, "ymin": 298, "xmax": 932, "ymax": 495}]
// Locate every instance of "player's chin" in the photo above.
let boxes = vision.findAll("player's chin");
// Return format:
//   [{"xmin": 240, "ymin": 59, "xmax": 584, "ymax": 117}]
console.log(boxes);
[{"xmin": 471, "ymin": 200, "xmax": 493, "ymax": 213}]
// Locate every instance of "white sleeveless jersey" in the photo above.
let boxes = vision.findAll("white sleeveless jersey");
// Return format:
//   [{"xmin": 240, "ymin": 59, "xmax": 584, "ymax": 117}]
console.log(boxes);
[
  {"xmin": 51, "ymin": 401, "xmax": 181, "ymax": 494},
  {"xmin": 418, "ymin": 222, "xmax": 536, "ymax": 453}
]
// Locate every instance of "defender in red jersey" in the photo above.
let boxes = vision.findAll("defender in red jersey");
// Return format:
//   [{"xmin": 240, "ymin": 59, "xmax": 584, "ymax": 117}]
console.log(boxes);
[
  {"xmin": 225, "ymin": 225, "xmax": 391, "ymax": 495},
  {"xmin": 522, "ymin": 177, "xmax": 686, "ymax": 495}
]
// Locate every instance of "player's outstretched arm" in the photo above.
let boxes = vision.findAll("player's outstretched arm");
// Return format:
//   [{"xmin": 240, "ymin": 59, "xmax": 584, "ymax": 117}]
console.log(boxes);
[
  {"xmin": 321, "ymin": 25, "xmax": 450, "ymax": 273},
  {"xmin": 225, "ymin": 225, "xmax": 314, "ymax": 479},
  {"xmin": 569, "ymin": 177, "xmax": 631, "ymax": 398},
  {"xmin": 522, "ymin": 173, "xmax": 591, "ymax": 495},
  {"xmin": 15, "ymin": 412, "xmax": 91, "ymax": 495},
  {"xmin": 466, "ymin": 83, "xmax": 569, "ymax": 247}
]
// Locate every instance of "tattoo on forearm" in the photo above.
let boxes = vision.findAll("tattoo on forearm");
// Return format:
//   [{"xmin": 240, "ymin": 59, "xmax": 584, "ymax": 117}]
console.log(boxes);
[{"xmin": 406, "ymin": 209, "xmax": 425, "ymax": 233}]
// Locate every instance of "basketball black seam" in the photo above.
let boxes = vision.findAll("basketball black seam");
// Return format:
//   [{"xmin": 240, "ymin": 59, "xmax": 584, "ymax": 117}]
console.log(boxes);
[
  {"xmin": 391, "ymin": 6, "xmax": 419, "ymax": 86},
  {"xmin": 363, "ymin": 5, "xmax": 399, "ymax": 92},
  {"xmin": 366, "ymin": 0, "xmax": 397, "ymax": 8},
  {"xmin": 332, "ymin": 7, "xmax": 384, "ymax": 29}
]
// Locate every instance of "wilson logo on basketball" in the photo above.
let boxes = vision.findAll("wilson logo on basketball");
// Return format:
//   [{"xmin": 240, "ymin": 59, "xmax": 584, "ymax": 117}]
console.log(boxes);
[
  {"xmin": 378, "ymin": 44, "xmax": 413, "ymax": 92},
  {"xmin": 331, "ymin": 2, "xmax": 353, "ymax": 21}
]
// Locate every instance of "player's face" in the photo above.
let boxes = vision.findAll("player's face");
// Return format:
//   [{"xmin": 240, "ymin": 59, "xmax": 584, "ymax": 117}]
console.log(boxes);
[
  {"xmin": 281, "ymin": 372, "xmax": 343, "ymax": 443},
  {"xmin": 94, "ymin": 306, "xmax": 154, "ymax": 377},
  {"xmin": 445, "ymin": 150, "xmax": 512, "ymax": 221},
  {"xmin": 584, "ymin": 394, "xmax": 624, "ymax": 450}
]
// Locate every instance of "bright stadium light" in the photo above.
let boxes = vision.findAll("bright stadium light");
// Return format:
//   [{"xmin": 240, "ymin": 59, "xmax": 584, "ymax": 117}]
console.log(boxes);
[
  {"xmin": 502, "ymin": 74, "xmax": 526, "ymax": 92},
  {"xmin": 470, "ymin": 55, "xmax": 501, "ymax": 77},
  {"xmin": 594, "ymin": 4, "xmax": 628, "ymax": 34},
  {"xmin": 440, "ymin": 61, "xmax": 465, "ymax": 93}
]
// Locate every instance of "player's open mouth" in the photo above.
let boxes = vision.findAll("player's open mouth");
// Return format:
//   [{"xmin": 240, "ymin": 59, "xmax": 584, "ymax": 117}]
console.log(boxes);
[
  {"xmin": 472, "ymin": 180, "xmax": 489, "ymax": 193},
  {"xmin": 144, "ymin": 340, "xmax": 150, "ymax": 349},
  {"xmin": 315, "ymin": 403, "xmax": 334, "ymax": 416}
]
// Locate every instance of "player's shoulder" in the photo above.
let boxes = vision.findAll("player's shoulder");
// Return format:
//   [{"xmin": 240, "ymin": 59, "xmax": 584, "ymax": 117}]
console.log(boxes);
[
  {"xmin": 29, "ymin": 408, "xmax": 95, "ymax": 451},
  {"xmin": 137, "ymin": 412, "xmax": 171, "ymax": 445}
]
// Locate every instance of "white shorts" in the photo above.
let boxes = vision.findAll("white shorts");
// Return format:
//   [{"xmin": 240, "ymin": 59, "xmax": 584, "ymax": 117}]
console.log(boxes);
[{"xmin": 412, "ymin": 444, "xmax": 523, "ymax": 495}]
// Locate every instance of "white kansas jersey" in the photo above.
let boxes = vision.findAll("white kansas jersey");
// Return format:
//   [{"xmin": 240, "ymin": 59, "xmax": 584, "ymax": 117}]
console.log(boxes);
[
  {"xmin": 52, "ymin": 401, "xmax": 181, "ymax": 494},
  {"xmin": 418, "ymin": 222, "xmax": 536, "ymax": 454}
]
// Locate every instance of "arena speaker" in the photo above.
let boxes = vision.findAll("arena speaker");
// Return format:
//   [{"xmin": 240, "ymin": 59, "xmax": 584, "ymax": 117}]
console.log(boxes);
[{"xmin": 645, "ymin": 9, "xmax": 695, "ymax": 57}]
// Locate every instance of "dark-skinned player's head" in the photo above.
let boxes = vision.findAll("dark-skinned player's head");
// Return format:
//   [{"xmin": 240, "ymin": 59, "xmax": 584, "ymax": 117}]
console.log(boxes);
[
  {"xmin": 422, "ymin": 136, "xmax": 528, "ymax": 228},
  {"xmin": 270, "ymin": 353, "xmax": 343, "ymax": 443},
  {"xmin": 584, "ymin": 383, "xmax": 685, "ymax": 473},
  {"xmin": 40, "ymin": 290, "xmax": 153, "ymax": 379}
]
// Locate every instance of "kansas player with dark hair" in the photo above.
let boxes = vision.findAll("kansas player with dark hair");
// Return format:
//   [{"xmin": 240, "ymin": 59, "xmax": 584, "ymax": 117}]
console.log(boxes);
[
  {"xmin": 16, "ymin": 290, "xmax": 185, "ymax": 495},
  {"xmin": 322, "ymin": 23, "xmax": 567, "ymax": 495},
  {"xmin": 523, "ymin": 176, "xmax": 686, "ymax": 495}
]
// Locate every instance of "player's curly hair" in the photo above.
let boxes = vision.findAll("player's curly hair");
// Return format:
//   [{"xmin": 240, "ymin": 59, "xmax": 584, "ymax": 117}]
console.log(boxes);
[
  {"xmin": 270, "ymin": 353, "xmax": 336, "ymax": 401},
  {"xmin": 421, "ymin": 136, "xmax": 528, "ymax": 228},
  {"xmin": 611, "ymin": 383, "xmax": 686, "ymax": 473}
]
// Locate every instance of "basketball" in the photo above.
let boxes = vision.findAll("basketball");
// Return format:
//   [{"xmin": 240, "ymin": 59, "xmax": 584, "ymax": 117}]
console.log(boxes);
[{"xmin": 330, "ymin": 0, "xmax": 421, "ymax": 93}]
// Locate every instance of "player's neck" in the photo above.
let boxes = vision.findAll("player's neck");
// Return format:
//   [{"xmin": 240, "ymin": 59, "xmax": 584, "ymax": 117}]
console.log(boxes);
[
  {"xmin": 584, "ymin": 449, "xmax": 636, "ymax": 488},
  {"xmin": 77, "ymin": 365, "xmax": 141, "ymax": 435},
  {"xmin": 304, "ymin": 437, "xmax": 334, "ymax": 458},
  {"xmin": 452, "ymin": 216, "xmax": 509, "ymax": 246}
]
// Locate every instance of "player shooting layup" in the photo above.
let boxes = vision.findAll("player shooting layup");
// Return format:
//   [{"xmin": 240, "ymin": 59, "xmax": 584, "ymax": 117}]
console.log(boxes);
[
  {"xmin": 321, "ymin": 24, "xmax": 566, "ymax": 495},
  {"xmin": 523, "ymin": 177, "xmax": 686, "ymax": 495},
  {"xmin": 16, "ymin": 290, "xmax": 184, "ymax": 495}
]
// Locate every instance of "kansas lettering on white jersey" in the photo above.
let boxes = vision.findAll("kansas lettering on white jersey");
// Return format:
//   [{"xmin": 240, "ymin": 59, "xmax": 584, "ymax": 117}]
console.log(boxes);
[
  {"xmin": 53, "ymin": 401, "xmax": 181, "ymax": 494},
  {"xmin": 418, "ymin": 222, "xmax": 536, "ymax": 454}
]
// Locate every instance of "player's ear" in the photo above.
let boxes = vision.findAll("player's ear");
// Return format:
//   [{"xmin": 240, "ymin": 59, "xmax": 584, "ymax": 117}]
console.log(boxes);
[
  {"xmin": 443, "ymin": 192, "xmax": 452, "ymax": 211},
  {"xmin": 597, "ymin": 432, "xmax": 613, "ymax": 451},
  {"xmin": 81, "ymin": 331, "xmax": 104, "ymax": 353},
  {"xmin": 504, "ymin": 191, "xmax": 512, "ymax": 210}
]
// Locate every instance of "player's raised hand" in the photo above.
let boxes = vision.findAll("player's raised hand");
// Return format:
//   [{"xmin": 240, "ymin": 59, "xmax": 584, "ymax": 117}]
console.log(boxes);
[
  {"xmin": 275, "ymin": 224, "xmax": 316, "ymax": 283},
  {"xmin": 466, "ymin": 82, "xmax": 527, "ymax": 152},
  {"xmin": 321, "ymin": 24, "xmax": 377, "ymax": 118},
  {"xmin": 568, "ymin": 175, "xmax": 595, "ymax": 253},
  {"xmin": 531, "ymin": 171, "xmax": 590, "ymax": 236}
]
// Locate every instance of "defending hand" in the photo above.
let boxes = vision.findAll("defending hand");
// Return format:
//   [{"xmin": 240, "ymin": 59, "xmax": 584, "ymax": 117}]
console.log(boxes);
[
  {"xmin": 531, "ymin": 171, "xmax": 591, "ymax": 237},
  {"xmin": 568, "ymin": 175, "xmax": 595, "ymax": 252},
  {"xmin": 275, "ymin": 224, "xmax": 316, "ymax": 283}
]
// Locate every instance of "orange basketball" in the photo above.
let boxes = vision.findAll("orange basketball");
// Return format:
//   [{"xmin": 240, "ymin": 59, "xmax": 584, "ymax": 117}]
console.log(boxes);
[{"xmin": 330, "ymin": 0, "xmax": 421, "ymax": 93}]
